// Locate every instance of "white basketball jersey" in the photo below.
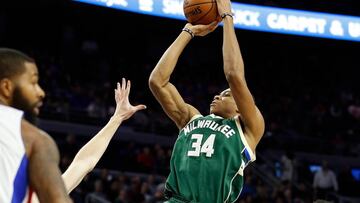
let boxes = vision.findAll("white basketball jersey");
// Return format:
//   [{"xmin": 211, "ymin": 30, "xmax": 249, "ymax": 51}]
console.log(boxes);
[{"xmin": 0, "ymin": 105, "xmax": 32, "ymax": 203}]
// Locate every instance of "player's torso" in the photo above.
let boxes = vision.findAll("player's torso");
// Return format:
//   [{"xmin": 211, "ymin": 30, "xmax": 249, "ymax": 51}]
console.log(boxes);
[
  {"xmin": 0, "ymin": 105, "xmax": 31, "ymax": 203},
  {"xmin": 166, "ymin": 114, "xmax": 248, "ymax": 203}
]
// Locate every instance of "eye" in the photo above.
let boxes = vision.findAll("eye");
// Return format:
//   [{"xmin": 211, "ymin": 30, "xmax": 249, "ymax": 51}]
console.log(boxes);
[{"xmin": 31, "ymin": 77, "xmax": 39, "ymax": 84}]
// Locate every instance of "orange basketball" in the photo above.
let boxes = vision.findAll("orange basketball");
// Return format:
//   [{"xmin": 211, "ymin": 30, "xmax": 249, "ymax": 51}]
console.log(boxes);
[{"xmin": 183, "ymin": 0, "xmax": 221, "ymax": 25}]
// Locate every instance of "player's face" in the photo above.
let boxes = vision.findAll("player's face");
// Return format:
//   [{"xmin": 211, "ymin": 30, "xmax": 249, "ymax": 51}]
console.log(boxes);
[
  {"xmin": 209, "ymin": 88, "xmax": 238, "ymax": 118},
  {"xmin": 11, "ymin": 62, "xmax": 45, "ymax": 116}
]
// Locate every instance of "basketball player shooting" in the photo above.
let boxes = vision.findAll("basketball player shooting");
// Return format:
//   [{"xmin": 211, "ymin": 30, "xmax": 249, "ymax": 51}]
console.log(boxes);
[{"xmin": 149, "ymin": 0, "xmax": 265, "ymax": 202}]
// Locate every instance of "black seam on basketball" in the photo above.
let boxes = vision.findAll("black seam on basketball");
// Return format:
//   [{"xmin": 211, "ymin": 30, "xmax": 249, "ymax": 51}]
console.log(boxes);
[
  {"xmin": 193, "ymin": 1, "xmax": 214, "ymax": 24},
  {"xmin": 213, "ymin": 0, "xmax": 219, "ymax": 21},
  {"xmin": 184, "ymin": 1, "xmax": 214, "ymax": 9},
  {"xmin": 214, "ymin": 3, "xmax": 220, "ymax": 21}
]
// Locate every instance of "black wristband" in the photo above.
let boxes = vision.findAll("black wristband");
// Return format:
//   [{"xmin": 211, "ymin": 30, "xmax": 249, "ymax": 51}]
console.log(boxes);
[
  {"xmin": 182, "ymin": 27, "xmax": 195, "ymax": 38},
  {"xmin": 221, "ymin": 12, "xmax": 234, "ymax": 19}
]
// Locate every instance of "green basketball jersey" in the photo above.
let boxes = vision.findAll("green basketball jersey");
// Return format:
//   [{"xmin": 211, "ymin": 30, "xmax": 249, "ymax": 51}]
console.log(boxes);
[{"xmin": 164, "ymin": 114, "xmax": 256, "ymax": 203}]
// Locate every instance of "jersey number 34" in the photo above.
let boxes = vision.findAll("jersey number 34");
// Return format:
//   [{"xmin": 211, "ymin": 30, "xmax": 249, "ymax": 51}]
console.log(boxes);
[{"xmin": 187, "ymin": 134, "xmax": 215, "ymax": 157}]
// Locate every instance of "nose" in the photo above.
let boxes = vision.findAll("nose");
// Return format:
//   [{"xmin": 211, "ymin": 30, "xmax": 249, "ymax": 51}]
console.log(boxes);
[
  {"xmin": 37, "ymin": 84, "xmax": 46, "ymax": 99},
  {"xmin": 213, "ymin": 95, "xmax": 220, "ymax": 100}
]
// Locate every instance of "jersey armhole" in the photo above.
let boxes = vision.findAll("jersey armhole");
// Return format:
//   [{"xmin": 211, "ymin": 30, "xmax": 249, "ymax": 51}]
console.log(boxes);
[
  {"xmin": 188, "ymin": 114, "xmax": 202, "ymax": 123},
  {"xmin": 178, "ymin": 114, "xmax": 203, "ymax": 134},
  {"xmin": 234, "ymin": 116, "xmax": 256, "ymax": 163}
]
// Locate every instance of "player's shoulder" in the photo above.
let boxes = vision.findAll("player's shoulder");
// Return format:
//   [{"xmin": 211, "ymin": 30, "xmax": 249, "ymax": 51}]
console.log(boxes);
[
  {"xmin": 21, "ymin": 119, "xmax": 54, "ymax": 149},
  {"xmin": 21, "ymin": 119, "xmax": 49, "ymax": 138}
]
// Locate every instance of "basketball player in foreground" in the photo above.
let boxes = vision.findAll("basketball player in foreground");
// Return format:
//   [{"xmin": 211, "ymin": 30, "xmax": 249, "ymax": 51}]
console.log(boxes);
[
  {"xmin": 0, "ymin": 48, "xmax": 72, "ymax": 203},
  {"xmin": 0, "ymin": 48, "xmax": 146, "ymax": 202},
  {"xmin": 149, "ymin": 0, "xmax": 265, "ymax": 201},
  {"xmin": 31, "ymin": 78, "xmax": 146, "ymax": 203}
]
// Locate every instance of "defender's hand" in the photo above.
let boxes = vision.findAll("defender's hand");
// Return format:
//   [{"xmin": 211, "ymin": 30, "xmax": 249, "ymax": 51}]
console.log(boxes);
[{"xmin": 113, "ymin": 78, "xmax": 146, "ymax": 121}]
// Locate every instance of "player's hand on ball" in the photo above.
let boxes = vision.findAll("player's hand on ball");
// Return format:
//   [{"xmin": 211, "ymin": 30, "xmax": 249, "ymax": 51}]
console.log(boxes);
[
  {"xmin": 216, "ymin": 0, "xmax": 232, "ymax": 17},
  {"xmin": 184, "ymin": 21, "xmax": 218, "ymax": 37},
  {"xmin": 113, "ymin": 78, "xmax": 146, "ymax": 121}
]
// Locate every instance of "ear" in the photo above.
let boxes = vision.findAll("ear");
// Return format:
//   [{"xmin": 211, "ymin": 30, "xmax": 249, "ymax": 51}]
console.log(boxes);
[{"xmin": 0, "ymin": 78, "xmax": 15, "ymax": 99}]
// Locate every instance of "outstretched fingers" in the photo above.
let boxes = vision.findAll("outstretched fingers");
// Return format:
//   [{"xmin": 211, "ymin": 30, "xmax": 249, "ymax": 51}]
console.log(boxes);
[
  {"xmin": 134, "ymin": 104, "xmax": 147, "ymax": 112},
  {"xmin": 121, "ymin": 78, "xmax": 126, "ymax": 91},
  {"xmin": 115, "ymin": 82, "xmax": 122, "ymax": 101},
  {"xmin": 125, "ymin": 80, "xmax": 131, "ymax": 97}
]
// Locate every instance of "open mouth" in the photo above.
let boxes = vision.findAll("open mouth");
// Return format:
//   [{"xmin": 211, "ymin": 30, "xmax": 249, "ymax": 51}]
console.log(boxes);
[{"xmin": 37, "ymin": 102, "xmax": 43, "ymax": 108}]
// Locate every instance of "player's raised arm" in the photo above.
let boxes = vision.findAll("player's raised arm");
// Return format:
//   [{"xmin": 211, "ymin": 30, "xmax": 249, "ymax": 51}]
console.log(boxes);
[
  {"xmin": 31, "ymin": 79, "xmax": 146, "ymax": 203},
  {"xmin": 61, "ymin": 79, "xmax": 145, "ymax": 192},
  {"xmin": 149, "ymin": 23, "xmax": 217, "ymax": 129},
  {"xmin": 217, "ymin": 0, "xmax": 264, "ymax": 151}
]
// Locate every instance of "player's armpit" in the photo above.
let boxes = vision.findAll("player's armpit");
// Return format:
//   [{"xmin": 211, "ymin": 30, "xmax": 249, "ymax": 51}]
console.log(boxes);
[{"xmin": 28, "ymin": 130, "xmax": 71, "ymax": 203}]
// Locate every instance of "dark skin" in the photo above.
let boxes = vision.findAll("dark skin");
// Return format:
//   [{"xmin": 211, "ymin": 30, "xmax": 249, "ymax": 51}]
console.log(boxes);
[
  {"xmin": 22, "ymin": 120, "xmax": 72, "ymax": 203},
  {"xmin": 0, "ymin": 62, "xmax": 71, "ymax": 203}
]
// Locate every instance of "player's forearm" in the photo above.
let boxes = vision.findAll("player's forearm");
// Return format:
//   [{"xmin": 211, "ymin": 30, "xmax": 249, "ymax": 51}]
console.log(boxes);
[
  {"xmin": 149, "ymin": 31, "xmax": 191, "ymax": 87},
  {"xmin": 72, "ymin": 116, "xmax": 121, "ymax": 166},
  {"xmin": 62, "ymin": 116, "xmax": 122, "ymax": 192},
  {"xmin": 65, "ymin": 116, "xmax": 122, "ymax": 175},
  {"xmin": 222, "ymin": 17, "xmax": 245, "ymax": 80}
]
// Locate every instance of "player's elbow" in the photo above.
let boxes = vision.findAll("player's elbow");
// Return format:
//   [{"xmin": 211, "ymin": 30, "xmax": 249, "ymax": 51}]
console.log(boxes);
[
  {"xmin": 148, "ymin": 77, "xmax": 159, "ymax": 91},
  {"xmin": 149, "ymin": 75, "xmax": 166, "ymax": 90},
  {"xmin": 72, "ymin": 155, "xmax": 97, "ymax": 174},
  {"xmin": 87, "ymin": 159, "xmax": 97, "ymax": 172},
  {"xmin": 78, "ymin": 158, "xmax": 97, "ymax": 174}
]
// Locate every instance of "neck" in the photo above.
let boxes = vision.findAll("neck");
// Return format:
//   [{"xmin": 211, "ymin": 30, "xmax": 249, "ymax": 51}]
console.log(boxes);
[
  {"xmin": 213, "ymin": 112, "xmax": 237, "ymax": 119},
  {"xmin": 224, "ymin": 112, "xmax": 238, "ymax": 119},
  {"xmin": 0, "ymin": 97, "xmax": 8, "ymax": 106}
]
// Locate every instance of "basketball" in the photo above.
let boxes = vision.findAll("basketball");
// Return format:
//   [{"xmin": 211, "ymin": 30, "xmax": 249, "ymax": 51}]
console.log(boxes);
[{"xmin": 183, "ymin": 0, "xmax": 221, "ymax": 25}]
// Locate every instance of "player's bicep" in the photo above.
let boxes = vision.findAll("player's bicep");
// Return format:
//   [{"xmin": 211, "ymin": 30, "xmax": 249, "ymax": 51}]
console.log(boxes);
[
  {"xmin": 149, "ymin": 82, "xmax": 199, "ymax": 128},
  {"xmin": 228, "ymin": 75, "xmax": 265, "ymax": 149},
  {"xmin": 28, "ymin": 134, "xmax": 69, "ymax": 202}
]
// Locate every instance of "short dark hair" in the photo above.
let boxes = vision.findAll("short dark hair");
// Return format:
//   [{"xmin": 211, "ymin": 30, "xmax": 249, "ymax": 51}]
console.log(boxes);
[{"xmin": 0, "ymin": 48, "xmax": 35, "ymax": 80}]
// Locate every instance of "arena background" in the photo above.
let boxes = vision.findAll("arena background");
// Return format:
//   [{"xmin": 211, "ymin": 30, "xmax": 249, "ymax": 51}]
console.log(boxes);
[{"xmin": 1, "ymin": 0, "xmax": 360, "ymax": 202}]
